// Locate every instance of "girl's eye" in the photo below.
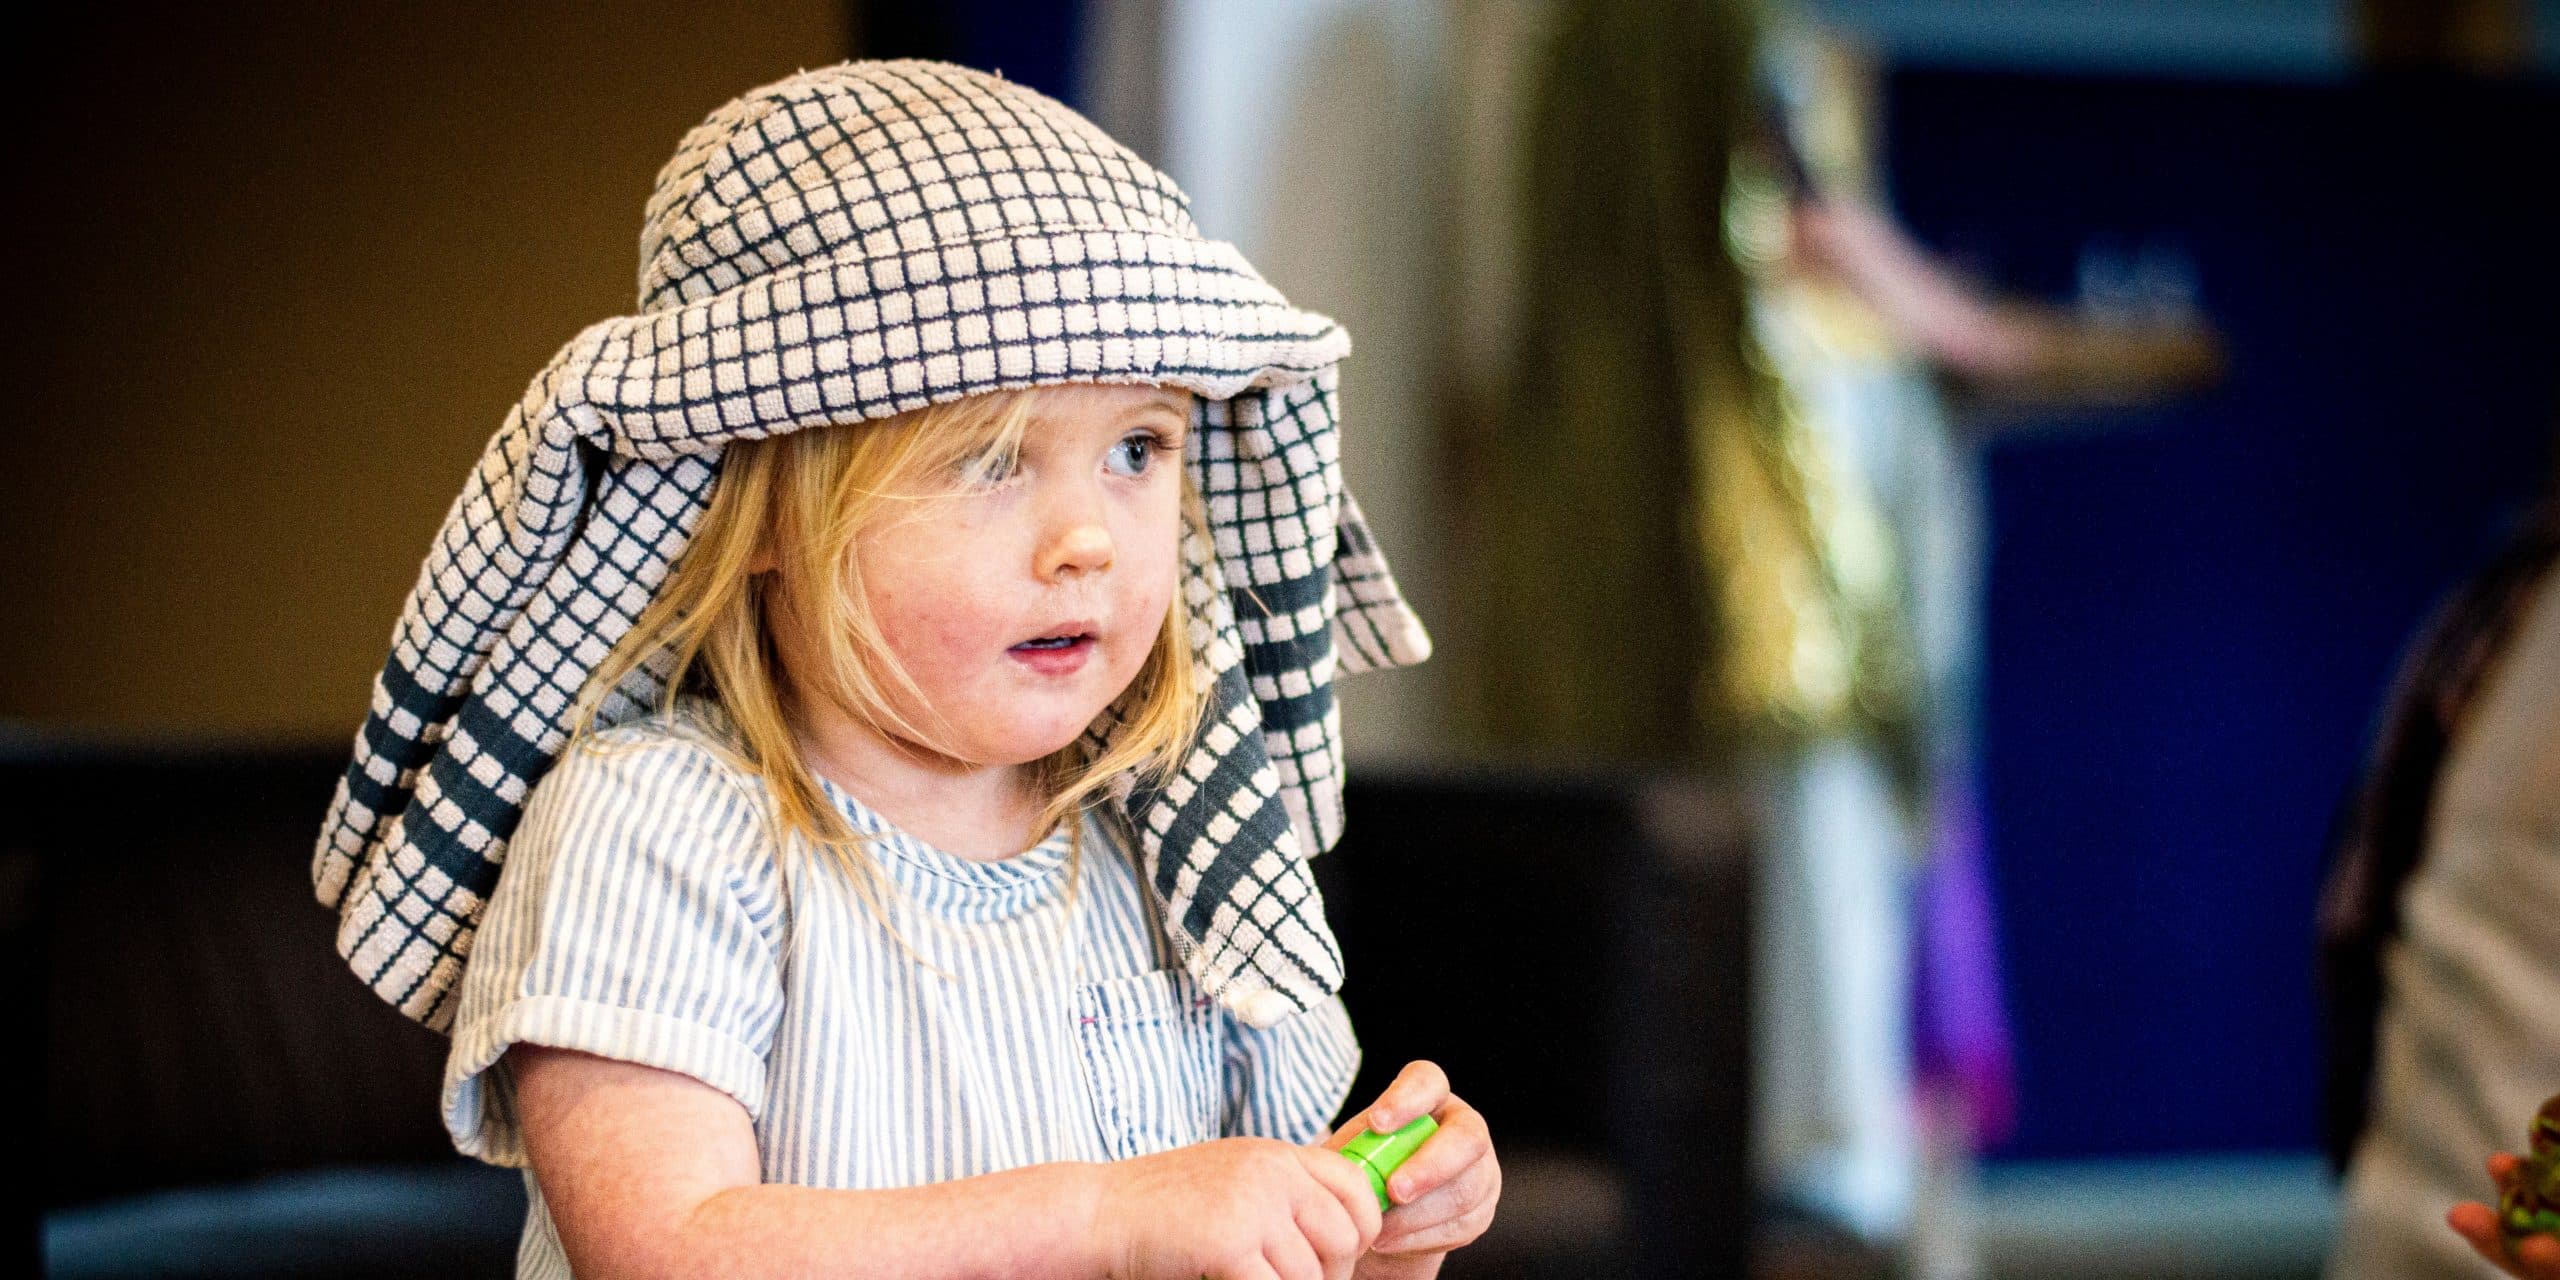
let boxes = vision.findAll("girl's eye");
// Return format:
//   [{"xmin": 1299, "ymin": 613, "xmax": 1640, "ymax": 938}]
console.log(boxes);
[{"xmin": 1107, "ymin": 430, "xmax": 1174, "ymax": 478}]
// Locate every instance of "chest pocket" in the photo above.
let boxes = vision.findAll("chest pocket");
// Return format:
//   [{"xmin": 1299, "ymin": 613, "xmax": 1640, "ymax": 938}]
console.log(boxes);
[{"xmin": 1074, "ymin": 968, "xmax": 1224, "ymax": 1159}]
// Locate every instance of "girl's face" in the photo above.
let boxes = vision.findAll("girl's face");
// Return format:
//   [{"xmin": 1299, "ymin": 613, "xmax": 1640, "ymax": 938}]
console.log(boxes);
[{"xmin": 848, "ymin": 382, "xmax": 1190, "ymax": 768}]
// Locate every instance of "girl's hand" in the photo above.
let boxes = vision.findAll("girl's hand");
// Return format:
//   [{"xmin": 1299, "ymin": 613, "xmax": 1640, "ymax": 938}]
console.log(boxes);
[
  {"xmin": 1321, "ymin": 1060, "xmax": 1500, "ymax": 1277},
  {"xmin": 1094, "ymin": 1136, "xmax": 1382, "ymax": 1280},
  {"xmin": 2449, "ymin": 1153, "xmax": 2560, "ymax": 1280}
]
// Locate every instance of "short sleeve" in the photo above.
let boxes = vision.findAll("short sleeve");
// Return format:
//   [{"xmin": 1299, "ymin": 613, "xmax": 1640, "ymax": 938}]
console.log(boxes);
[
  {"xmin": 441, "ymin": 729, "xmax": 785, "ymax": 1166},
  {"xmin": 1219, "ymin": 993, "xmax": 1361, "ymax": 1143}
]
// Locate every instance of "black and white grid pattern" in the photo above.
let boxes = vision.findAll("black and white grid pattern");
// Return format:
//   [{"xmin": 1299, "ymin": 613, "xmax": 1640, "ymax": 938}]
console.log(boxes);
[{"xmin": 313, "ymin": 60, "xmax": 1427, "ymax": 1033}]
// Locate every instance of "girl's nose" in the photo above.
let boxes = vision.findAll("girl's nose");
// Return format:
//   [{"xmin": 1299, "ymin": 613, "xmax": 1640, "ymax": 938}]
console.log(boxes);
[{"xmin": 1036, "ymin": 519, "xmax": 1115, "ymax": 581}]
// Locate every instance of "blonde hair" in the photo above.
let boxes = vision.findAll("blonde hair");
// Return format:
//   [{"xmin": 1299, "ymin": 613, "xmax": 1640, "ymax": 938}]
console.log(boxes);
[{"xmin": 565, "ymin": 386, "xmax": 1207, "ymax": 926}]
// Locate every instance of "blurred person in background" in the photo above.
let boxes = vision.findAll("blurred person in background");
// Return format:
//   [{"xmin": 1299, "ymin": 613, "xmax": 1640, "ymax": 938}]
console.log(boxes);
[
  {"xmin": 1464, "ymin": 1, "xmax": 2216, "ymax": 1273},
  {"xmin": 2322, "ymin": 427, "xmax": 2560, "ymax": 1280}
]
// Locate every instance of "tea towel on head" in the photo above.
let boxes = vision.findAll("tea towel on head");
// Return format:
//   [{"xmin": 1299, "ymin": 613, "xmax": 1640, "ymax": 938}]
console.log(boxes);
[{"xmin": 311, "ymin": 60, "xmax": 1429, "ymax": 1033}]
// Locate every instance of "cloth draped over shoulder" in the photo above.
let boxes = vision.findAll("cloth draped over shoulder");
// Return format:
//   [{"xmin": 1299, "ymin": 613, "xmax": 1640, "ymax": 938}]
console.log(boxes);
[{"xmin": 311, "ymin": 60, "xmax": 1429, "ymax": 1033}]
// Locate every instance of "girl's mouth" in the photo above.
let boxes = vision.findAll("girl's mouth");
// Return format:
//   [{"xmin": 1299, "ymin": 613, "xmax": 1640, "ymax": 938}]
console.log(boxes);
[{"xmin": 1008, "ymin": 633, "xmax": 1095, "ymax": 674}]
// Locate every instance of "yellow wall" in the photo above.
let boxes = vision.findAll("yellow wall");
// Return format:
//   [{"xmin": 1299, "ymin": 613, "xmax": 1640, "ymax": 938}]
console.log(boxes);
[{"xmin": 0, "ymin": 5, "xmax": 847, "ymax": 739}]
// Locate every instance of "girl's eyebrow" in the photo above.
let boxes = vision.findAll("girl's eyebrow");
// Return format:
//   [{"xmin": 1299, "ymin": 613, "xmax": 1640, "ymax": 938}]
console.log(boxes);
[{"xmin": 1134, "ymin": 392, "xmax": 1191, "ymax": 431}]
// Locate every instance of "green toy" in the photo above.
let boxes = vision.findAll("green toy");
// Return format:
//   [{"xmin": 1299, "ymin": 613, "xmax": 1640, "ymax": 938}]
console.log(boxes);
[
  {"xmin": 1339, "ymin": 1115, "xmax": 1440, "ymax": 1213},
  {"xmin": 2501, "ymin": 1094, "xmax": 2560, "ymax": 1252},
  {"xmin": 1195, "ymin": 1116, "xmax": 1443, "ymax": 1278}
]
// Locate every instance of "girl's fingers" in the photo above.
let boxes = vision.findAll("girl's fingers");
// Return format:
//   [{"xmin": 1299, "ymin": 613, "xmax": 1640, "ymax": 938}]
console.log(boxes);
[
  {"xmin": 1375, "ymin": 1152, "xmax": 1501, "ymax": 1249},
  {"xmin": 1382, "ymin": 1201, "xmax": 1499, "ymax": 1257},
  {"xmin": 1329, "ymin": 1064, "xmax": 1498, "ymax": 1255},
  {"xmin": 1293, "ymin": 1147, "xmax": 1382, "ymax": 1260},
  {"xmin": 1363, "ymin": 1060, "xmax": 1451, "ymax": 1131},
  {"xmin": 1377, "ymin": 1191, "xmax": 1502, "ymax": 1255},
  {"xmin": 1261, "ymin": 1229, "xmax": 1324, "ymax": 1280},
  {"xmin": 1381, "ymin": 1097, "xmax": 1492, "ymax": 1205}
]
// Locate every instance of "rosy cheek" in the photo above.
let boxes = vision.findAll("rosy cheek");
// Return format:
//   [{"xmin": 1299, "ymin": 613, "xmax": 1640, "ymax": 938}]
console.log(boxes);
[
  {"xmin": 878, "ymin": 595, "xmax": 983, "ymax": 678},
  {"xmin": 929, "ymin": 614, "xmax": 989, "ymax": 674}
]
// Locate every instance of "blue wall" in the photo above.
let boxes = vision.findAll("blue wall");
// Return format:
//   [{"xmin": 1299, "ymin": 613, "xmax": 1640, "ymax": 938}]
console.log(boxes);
[
  {"xmin": 1888, "ymin": 70, "xmax": 2560, "ymax": 1159},
  {"xmin": 857, "ymin": 1, "xmax": 1084, "ymax": 106}
]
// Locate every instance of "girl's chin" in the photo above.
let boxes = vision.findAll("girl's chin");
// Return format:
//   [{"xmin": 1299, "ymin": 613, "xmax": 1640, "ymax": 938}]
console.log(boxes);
[
  {"xmin": 879, "ymin": 711, "xmax": 1088, "ymax": 770},
  {"xmin": 954, "ymin": 678, "xmax": 1135, "ymax": 765},
  {"xmin": 967, "ymin": 719, "xmax": 1106, "ymax": 767}
]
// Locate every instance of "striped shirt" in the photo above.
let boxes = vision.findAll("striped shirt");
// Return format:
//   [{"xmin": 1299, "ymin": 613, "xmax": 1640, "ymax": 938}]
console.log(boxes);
[{"xmin": 441, "ymin": 696, "xmax": 1362, "ymax": 1278}]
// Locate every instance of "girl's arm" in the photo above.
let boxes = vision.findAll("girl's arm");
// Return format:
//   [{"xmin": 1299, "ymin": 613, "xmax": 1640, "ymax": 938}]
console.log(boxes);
[
  {"xmin": 514, "ymin": 1044, "xmax": 1106, "ymax": 1279},
  {"xmin": 513, "ymin": 1043, "xmax": 1381, "ymax": 1280}
]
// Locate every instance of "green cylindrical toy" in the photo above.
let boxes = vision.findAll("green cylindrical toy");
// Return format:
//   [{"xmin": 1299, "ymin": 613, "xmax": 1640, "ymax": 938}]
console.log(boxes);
[{"xmin": 1339, "ymin": 1115, "xmax": 1440, "ymax": 1212}]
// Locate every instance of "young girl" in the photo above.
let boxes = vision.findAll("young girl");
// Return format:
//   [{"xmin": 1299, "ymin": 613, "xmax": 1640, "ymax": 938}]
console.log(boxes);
[{"xmin": 312, "ymin": 61, "xmax": 1497, "ymax": 1278}]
